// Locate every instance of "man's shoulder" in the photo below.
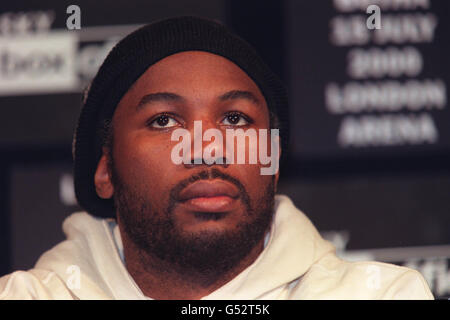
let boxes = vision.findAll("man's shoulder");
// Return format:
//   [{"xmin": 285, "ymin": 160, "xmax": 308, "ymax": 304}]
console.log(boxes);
[
  {"xmin": 0, "ymin": 269, "xmax": 74, "ymax": 300},
  {"xmin": 0, "ymin": 211, "xmax": 114, "ymax": 300},
  {"xmin": 289, "ymin": 253, "xmax": 434, "ymax": 299}
]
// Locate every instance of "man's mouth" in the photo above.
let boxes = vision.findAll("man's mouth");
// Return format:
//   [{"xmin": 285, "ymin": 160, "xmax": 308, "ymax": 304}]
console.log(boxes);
[{"xmin": 178, "ymin": 180, "xmax": 239, "ymax": 212}]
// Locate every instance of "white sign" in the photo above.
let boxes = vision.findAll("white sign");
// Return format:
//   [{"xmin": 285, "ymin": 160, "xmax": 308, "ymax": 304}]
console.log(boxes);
[{"xmin": 0, "ymin": 32, "xmax": 78, "ymax": 96}]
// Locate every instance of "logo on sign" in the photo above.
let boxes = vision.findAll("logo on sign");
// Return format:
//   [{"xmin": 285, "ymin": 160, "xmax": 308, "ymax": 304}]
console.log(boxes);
[{"xmin": 0, "ymin": 32, "xmax": 78, "ymax": 95}]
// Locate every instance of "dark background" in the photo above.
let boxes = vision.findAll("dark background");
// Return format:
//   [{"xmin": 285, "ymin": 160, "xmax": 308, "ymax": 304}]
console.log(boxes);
[{"xmin": 0, "ymin": 0, "xmax": 449, "ymax": 298}]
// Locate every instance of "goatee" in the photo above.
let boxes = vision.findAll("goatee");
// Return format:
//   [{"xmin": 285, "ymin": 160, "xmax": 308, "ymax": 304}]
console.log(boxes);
[{"xmin": 112, "ymin": 166, "xmax": 276, "ymax": 282}]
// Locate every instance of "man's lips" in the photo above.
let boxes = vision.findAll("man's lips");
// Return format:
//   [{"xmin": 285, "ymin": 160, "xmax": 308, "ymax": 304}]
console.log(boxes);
[{"xmin": 177, "ymin": 180, "xmax": 239, "ymax": 212}]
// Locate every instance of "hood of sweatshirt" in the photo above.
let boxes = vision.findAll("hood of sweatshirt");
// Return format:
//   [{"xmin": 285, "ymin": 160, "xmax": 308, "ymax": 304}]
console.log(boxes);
[{"xmin": 35, "ymin": 195, "xmax": 336, "ymax": 299}]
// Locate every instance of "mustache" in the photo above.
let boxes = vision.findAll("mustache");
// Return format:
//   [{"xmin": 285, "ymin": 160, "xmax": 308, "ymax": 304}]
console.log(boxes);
[{"xmin": 167, "ymin": 168, "xmax": 250, "ymax": 211}]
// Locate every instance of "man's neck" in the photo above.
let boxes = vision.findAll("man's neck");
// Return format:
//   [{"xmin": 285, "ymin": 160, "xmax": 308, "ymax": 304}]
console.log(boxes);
[{"xmin": 121, "ymin": 232, "xmax": 265, "ymax": 300}]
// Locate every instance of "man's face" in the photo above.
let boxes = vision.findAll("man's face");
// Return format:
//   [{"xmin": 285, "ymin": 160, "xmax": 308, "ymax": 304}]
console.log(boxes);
[{"xmin": 96, "ymin": 51, "xmax": 279, "ymax": 275}]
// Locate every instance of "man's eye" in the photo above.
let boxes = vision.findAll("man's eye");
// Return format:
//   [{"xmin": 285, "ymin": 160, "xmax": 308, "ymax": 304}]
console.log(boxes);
[
  {"xmin": 148, "ymin": 114, "xmax": 179, "ymax": 128},
  {"xmin": 222, "ymin": 112, "xmax": 250, "ymax": 126}
]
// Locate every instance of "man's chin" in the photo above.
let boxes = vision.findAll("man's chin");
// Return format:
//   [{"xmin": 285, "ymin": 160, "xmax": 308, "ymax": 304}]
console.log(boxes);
[
  {"xmin": 190, "ymin": 210, "xmax": 231, "ymax": 221},
  {"xmin": 164, "ymin": 224, "xmax": 259, "ymax": 275}
]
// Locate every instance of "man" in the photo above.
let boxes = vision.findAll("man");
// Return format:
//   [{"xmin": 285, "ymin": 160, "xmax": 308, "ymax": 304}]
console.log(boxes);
[{"xmin": 0, "ymin": 16, "xmax": 433, "ymax": 300}]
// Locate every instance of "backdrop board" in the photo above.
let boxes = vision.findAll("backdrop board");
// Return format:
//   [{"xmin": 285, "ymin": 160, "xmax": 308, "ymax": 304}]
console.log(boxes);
[{"xmin": 287, "ymin": 0, "xmax": 450, "ymax": 162}]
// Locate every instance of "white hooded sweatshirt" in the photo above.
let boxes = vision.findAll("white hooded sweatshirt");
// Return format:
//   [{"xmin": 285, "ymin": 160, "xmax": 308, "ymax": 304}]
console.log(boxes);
[{"xmin": 0, "ymin": 195, "xmax": 433, "ymax": 300}]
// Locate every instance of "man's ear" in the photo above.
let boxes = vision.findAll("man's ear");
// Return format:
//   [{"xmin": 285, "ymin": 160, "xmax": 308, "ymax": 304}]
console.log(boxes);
[{"xmin": 94, "ymin": 149, "xmax": 114, "ymax": 199}]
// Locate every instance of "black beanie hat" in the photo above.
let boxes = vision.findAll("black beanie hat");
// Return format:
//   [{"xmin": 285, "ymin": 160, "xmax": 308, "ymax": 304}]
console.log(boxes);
[{"xmin": 73, "ymin": 16, "xmax": 290, "ymax": 218}]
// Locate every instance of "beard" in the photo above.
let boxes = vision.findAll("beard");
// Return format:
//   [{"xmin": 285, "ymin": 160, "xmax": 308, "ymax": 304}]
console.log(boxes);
[{"xmin": 110, "ymin": 161, "xmax": 276, "ymax": 281}]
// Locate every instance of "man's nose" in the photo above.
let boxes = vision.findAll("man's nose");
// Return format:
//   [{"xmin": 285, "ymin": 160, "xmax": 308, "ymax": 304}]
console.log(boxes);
[{"xmin": 184, "ymin": 119, "xmax": 230, "ymax": 168}]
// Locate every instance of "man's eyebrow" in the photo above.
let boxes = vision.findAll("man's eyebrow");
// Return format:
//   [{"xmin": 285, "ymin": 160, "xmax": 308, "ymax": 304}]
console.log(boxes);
[
  {"xmin": 218, "ymin": 90, "xmax": 261, "ymax": 106},
  {"xmin": 136, "ymin": 92, "xmax": 185, "ymax": 110}
]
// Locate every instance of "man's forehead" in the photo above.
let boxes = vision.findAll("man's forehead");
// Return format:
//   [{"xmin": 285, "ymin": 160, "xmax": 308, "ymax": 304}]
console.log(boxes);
[{"xmin": 135, "ymin": 90, "xmax": 263, "ymax": 113}]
